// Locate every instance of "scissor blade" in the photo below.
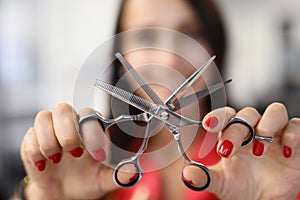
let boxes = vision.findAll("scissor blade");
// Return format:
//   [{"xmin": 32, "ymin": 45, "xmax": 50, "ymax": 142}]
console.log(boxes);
[
  {"xmin": 95, "ymin": 80, "xmax": 201, "ymax": 127},
  {"xmin": 115, "ymin": 52, "xmax": 164, "ymax": 105},
  {"xmin": 165, "ymin": 56, "xmax": 216, "ymax": 109},
  {"xmin": 173, "ymin": 79, "xmax": 232, "ymax": 111},
  {"xmin": 95, "ymin": 79, "xmax": 159, "ymax": 117}
]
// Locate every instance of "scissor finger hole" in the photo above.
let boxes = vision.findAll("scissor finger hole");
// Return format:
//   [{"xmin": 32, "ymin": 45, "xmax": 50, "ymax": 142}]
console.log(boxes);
[
  {"xmin": 181, "ymin": 164, "xmax": 210, "ymax": 191},
  {"xmin": 114, "ymin": 163, "xmax": 142, "ymax": 188},
  {"xmin": 224, "ymin": 118, "xmax": 255, "ymax": 146}
]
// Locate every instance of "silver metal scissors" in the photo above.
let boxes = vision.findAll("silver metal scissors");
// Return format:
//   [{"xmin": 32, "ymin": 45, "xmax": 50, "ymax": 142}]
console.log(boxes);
[{"xmin": 78, "ymin": 53, "xmax": 272, "ymax": 191}]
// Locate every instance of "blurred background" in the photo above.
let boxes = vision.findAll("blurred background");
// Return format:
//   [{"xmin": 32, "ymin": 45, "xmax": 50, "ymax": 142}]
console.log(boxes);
[{"xmin": 0, "ymin": 0, "xmax": 299, "ymax": 198}]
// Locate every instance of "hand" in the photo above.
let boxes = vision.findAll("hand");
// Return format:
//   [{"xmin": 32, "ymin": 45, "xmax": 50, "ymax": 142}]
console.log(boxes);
[
  {"xmin": 20, "ymin": 103, "xmax": 132, "ymax": 200},
  {"xmin": 184, "ymin": 102, "xmax": 300, "ymax": 200}
]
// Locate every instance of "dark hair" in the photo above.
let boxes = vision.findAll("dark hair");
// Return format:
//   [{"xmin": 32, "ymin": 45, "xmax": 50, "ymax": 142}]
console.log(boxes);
[{"xmin": 114, "ymin": 0, "xmax": 227, "ymax": 75}]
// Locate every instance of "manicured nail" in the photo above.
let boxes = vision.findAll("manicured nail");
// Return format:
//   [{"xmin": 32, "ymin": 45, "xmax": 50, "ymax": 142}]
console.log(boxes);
[
  {"xmin": 93, "ymin": 148, "xmax": 106, "ymax": 162},
  {"xmin": 253, "ymin": 140, "xmax": 264, "ymax": 156},
  {"xmin": 35, "ymin": 160, "xmax": 46, "ymax": 171},
  {"xmin": 129, "ymin": 173, "xmax": 139, "ymax": 182},
  {"xmin": 218, "ymin": 140, "xmax": 233, "ymax": 157},
  {"xmin": 283, "ymin": 146, "xmax": 292, "ymax": 158},
  {"xmin": 49, "ymin": 152, "xmax": 62, "ymax": 164},
  {"xmin": 204, "ymin": 116, "xmax": 219, "ymax": 129},
  {"xmin": 69, "ymin": 147, "xmax": 84, "ymax": 158},
  {"xmin": 182, "ymin": 173, "xmax": 193, "ymax": 185}
]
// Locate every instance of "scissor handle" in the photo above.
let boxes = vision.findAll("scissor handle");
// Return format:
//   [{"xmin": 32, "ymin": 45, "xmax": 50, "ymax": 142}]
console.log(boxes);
[
  {"xmin": 224, "ymin": 117, "xmax": 255, "ymax": 146},
  {"xmin": 113, "ymin": 157, "xmax": 143, "ymax": 188},
  {"xmin": 78, "ymin": 112, "xmax": 149, "ymax": 133},
  {"xmin": 181, "ymin": 162, "xmax": 211, "ymax": 191}
]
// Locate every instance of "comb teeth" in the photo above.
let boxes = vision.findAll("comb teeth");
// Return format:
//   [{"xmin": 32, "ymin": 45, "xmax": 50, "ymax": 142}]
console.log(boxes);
[{"xmin": 94, "ymin": 80, "xmax": 157, "ymax": 112}]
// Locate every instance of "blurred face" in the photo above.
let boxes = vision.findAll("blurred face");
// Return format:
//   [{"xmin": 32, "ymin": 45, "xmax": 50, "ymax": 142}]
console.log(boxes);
[{"xmin": 118, "ymin": 0, "xmax": 212, "ymax": 101}]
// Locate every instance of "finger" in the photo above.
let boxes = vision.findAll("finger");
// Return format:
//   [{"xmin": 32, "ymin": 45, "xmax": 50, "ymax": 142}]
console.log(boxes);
[
  {"xmin": 22, "ymin": 128, "xmax": 47, "ymax": 173},
  {"xmin": 114, "ymin": 163, "xmax": 140, "ymax": 187},
  {"xmin": 52, "ymin": 103, "xmax": 84, "ymax": 158},
  {"xmin": 34, "ymin": 111, "xmax": 62, "ymax": 164},
  {"xmin": 202, "ymin": 107, "xmax": 236, "ymax": 133},
  {"xmin": 182, "ymin": 165, "xmax": 210, "ymax": 190},
  {"xmin": 255, "ymin": 102, "xmax": 288, "ymax": 156},
  {"xmin": 79, "ymin": 108, "xmax": 109, "ymax": 163},
  {"xmin": 281, "ymin": 117, "xmax": 300, "ymax": 158},
  {"xmin": 218, "ymin": 107, "xmax": 261, "ymax": 158}
]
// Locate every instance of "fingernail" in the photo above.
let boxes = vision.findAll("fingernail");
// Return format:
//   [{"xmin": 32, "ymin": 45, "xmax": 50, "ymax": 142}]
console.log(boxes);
[
  {"xmin": 204, "ymin": 116, "xmax": 219, "ymax": 129},
  {"xmin": 182, "ymin": 173, "xmax": 193, "ymax": 185},
  {"xmin": 129, "ymin": 173, "xmax": 139, "ymax": 182},
  {"xmin": 218, "ymin": 140, "xmax": 233, "ymax": 157},
  {"xmin": 253, "ymin": 140, "xmax": 264, "ymax": 156},
  {"xmin": 283, "ymin": 146, "xmax": 292, "ymax": 158},
  {"xmin": 93, "ymin": 148, "xmax": 106, "ymax": 162},
  {"xmin": 35, "ymin": 160, "xmax": 46, "ymax": 171},
  {"xmin": 49, "ymin": 152, "xmax": 62, "ymax": 164},
  {"xmin": 69, "ymin": 147, "xmax": 84, "ymax": 158}
]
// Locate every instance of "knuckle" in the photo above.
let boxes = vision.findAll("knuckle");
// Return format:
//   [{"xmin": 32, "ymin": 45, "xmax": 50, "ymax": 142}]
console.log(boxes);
[
  {"xmin": 39, "ymin": 144, "xmax": 57, "ymax": 156},
  {"xmin": 290, "ymin": 117, "xmax": 300, "ymax": 125},
  {"xmin": 79, "ymin": 107, "xmax": 95, "ymax": 116},
  {"xmin": 256, "ymin": 125, "xmax": 274, "ymax": 137},
  {"xmin": 269, "ymin": 102, "xmax": 287, "ymax": 113},
  {"xmin": 241, "ymin": 107, "xmax": 260, "ymax": 118},
  {"xmin": 58, "ymin": 136, "xmax": 76, "ymax": 149},
  {"xmin": 35, "ymin": 110, "xmax": 52, "ymax": 123},
  {"xmin": 54, "ymin": 103, "xmax": 73, "ymax": 117},
  {"xmin": 225, "ymin": 106, "xmax": 236, "ymax": 115}
]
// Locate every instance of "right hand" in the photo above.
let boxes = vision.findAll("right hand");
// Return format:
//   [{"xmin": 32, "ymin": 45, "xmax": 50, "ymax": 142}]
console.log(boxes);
[{"xmin": 21, "ymin": 103, "xmax": 130, "ymax": 200}]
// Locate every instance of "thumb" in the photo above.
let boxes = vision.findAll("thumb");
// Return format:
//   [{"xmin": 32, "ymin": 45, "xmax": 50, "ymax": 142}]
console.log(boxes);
[
  {"xmin": 79, "ymin": 108, "xmax": 139, "ymax": 192},
  {"xmin": 99, "ymin": 163, "xmax": 140, "ymax": 193},
  {"xmin": 182, "ymin": 163, "xmax": 224, "ymax": 196},
  {"xmin": 206, "ymin": 164, "xmax": 225, "ymax": 197}
]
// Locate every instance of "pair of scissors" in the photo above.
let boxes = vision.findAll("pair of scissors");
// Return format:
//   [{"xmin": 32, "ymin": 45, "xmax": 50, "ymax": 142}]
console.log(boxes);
[
  {"xmin": 78, "ymin": 52, "xmax": 271, "ymax": 191},
  {"xmin": 79, "ymin": 52, "xmax": 230, "ymax": 191}
]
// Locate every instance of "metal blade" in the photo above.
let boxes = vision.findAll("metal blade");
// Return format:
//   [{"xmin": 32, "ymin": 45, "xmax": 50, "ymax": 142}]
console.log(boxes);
[
  {"xmin": 165, "ymin": 56, "xmax": 216, "ymax": 109},
  {"xmin": 115, "ymin": 52, "xmax": 164, "ymax": 105},
  {"xmin": 95, "ymin": 79, "xmax": 158, "ymax": 114},
  {"xmin": 173, "ymin": 79, "xmax": 232, "ymax": 111},
  {"xmin": 94, "ymin": 80, "xmax": 201, "ymax": 127}
]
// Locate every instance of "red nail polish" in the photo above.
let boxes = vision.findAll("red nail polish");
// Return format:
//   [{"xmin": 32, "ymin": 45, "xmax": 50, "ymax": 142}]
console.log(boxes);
[
  {"xmin": 35, "ymin": 160, "xmax": 46, "ymax": 171},
  {"xmin": 253, "ymin": 140, "xmax": 264, "ymax": 156},
  {"xmin": 182, "ymin": 173, "xmax": 193, "ymax": 185},
  {"xmin": 204, "ymin": 116, "xmax": 219, "ymax": 129},
  {"xmin": 283, "ymin": 146, "xmax": 292, "ymax": 158},
  {"xmin": 69, "ymin": 147, "xmax": 84, "ymax": 158},
  {"xmin": 218, "ymin": 140, "xmax": 233, "ymax": 157},
  {"xmin": 129, "ymin": 173, "xmax": 139, "ymax": 182},
  {"xmin": 49, "ymin": 152, "xmax": 62, "ymax": 164},
  {"xmin": 93, "ymin": 148, "xmax": 106, "ymax": 162}
]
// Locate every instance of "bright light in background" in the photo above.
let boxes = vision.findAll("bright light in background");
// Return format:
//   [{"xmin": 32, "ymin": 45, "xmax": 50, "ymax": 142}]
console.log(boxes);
[
  {"xmin": 217, "ymin": 0, "xmax": 300, "ymax": 112},
  {"xmin": 0, "ymin": 0, "xmax": 299, "ymax": 198}
]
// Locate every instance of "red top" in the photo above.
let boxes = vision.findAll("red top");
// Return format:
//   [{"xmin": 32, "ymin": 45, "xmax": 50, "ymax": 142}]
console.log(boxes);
[
  {"xmin": 112, "ymin": 132, "xmax": 300, "ymax": 200},
  {"xmin": 113, "ymin": 132, "xmax": 220, "ymax": 200}
]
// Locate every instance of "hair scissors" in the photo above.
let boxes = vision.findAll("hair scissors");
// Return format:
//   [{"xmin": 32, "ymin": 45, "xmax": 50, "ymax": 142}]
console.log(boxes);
[{"xmin": 78, "ymin": 53, "xmax": 273, "ymax": 191}]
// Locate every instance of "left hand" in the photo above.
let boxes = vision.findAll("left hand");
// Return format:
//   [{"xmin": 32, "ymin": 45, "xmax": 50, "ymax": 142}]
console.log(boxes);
[{"xmin": 185, "ymin": 102, "xmax": 300, "ymax": 200}]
